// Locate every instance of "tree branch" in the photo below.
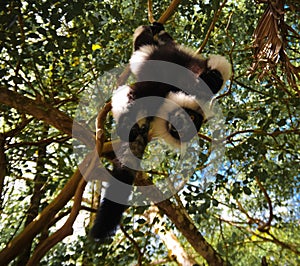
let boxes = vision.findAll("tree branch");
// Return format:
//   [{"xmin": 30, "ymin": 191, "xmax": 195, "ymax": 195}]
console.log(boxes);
[
  {"xmin": 226, "ymin": 128, "xmax": 300, "ymax": 143},
  {"xmin": 255, "ymin": 176, "xmax": 273, "ymax": 232},
  {"xmin": 26, "ymin": 178, "xmax": 87, "ymax": 266},
  {"xmin": 0, "ymin": 134, "xmax": 7, "ymax": 209},
  {"xmin": 135, "ymin": 174, "xmax": 225, "ymax": 266},
  {"xmin": 219, "ymin": 216, "xmax": 300, "ymax": 256},
  {"xmin": 157, "ymin": 0, "xmax": 181, "ymax": 24},
  {"xmin": 0, "ymin": 86, "xmax": 95, "ymax": 148},
  {"xmin": 145, "ymin": 206, "xmax": 198, "ymax": 266},
  {"xmin": 24, "ymin": 102, "xmax": 111, "ymax": 264},
  {"xmin": 0, "ymin": 169, "xmax": 82, "ymax": 265},
  {"xmin": 196, "ymin": 0, "xmax": 228, "ymax": 54},
  {"xmin": 148, "ymin": 0, "xmax": 155, "ymax": 23},
  {"xmin": 120, "ymin": 225, "xmax": 144, "ymax": 266}
]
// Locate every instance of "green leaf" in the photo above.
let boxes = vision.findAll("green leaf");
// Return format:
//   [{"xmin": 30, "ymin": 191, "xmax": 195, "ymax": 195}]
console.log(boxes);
[
  {"xmin": 136, "ymin": 218, "xmax": 146, "ymax": 224},
  {"xmin": 132, "ymin": 231, "xmax": 144, "ymax": 238},
  {"xmin": 243, "ymin": 186, "xmax": 252, "ymax": 195}
]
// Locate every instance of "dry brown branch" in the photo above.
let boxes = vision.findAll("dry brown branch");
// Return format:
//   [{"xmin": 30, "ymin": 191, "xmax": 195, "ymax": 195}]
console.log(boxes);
[
  {"xmin": 0, "ymin": 135, "xmax": 6, "ymax": 208},
  {"xmin": 48, "ymin": 209, "xmax": 72, "ymax": 228},
  {"xmin": 96, "ymin": 101, "xmax": 112, "ymax": 157},
  {"xmin": 145, "ymin": 206, "xmax": 198, "ymax": 266},
  {"xmin": 0, "ymin": 169, "xmax": 82, "ymax": 264},
  {"xmin": 198, "ymin": 133, "xmax": 212, "ymax": 142},
  {"xmin": 0, "ymin": 100, "xmax": 112, "ymax": 265},
  {"xmin": 251, "ymin": 0, "xmax": 300, "ymax": 93},
  {"xmin": 0, "ymin": 85, "xmax": 95, "ymax": 148},
  {"xmin": 120, "ymin": 225, "xmax": 143, "ymax": 265},
  {"xmin": 236, "ymin": 198, "xmax": 262, "ymax": 226},
  {"xmin": 157, "ymin": 199, "xmax": 225, "ymax": 265},
  {"xmin": 26, "ymin": 100, "xmax": 111, "ymax": 265},
  {"xmin": 135, "ymin": 174, "xmax": 225, "ymax": 266},
  {"xmin": 234, "ymin": 177, "xmax": 273, "ymax": 234}
]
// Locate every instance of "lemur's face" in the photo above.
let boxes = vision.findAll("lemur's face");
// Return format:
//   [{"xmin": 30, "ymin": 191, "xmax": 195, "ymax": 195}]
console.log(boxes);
[{"xmin": 167, "ymin": 108, "xmax": 203, "ymax": 142}]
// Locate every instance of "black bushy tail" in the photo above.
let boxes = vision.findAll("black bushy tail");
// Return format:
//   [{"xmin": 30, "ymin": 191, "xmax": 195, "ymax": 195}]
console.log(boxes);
[
  {"xmin": 89, "ymin": 160, "xmax": 135, "ymax": 242},
  {"xmin": 89, "ymin": 198, "xmax": 128, "ymax": 241}
]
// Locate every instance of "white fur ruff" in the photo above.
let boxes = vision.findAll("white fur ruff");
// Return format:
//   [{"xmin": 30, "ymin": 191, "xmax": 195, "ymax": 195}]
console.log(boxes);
[
  {"xmin": 152, "ymin": 117, "xmax": 181, "ymax": 147},
  {"xmin": 111, "ymin": 85, "xmax": 132, "ymax": 122},
  {"xmin": 152, "ymin": 91, "xmax": 204, "ymax": 147},
  {"xmin": 207, "ymin": 55, "xmax": 231, "ymax": 88},
  {"xmin": 167, "ymin": 91, "xmax": 203, "ymax": 115},
  {"xmin": 130, "ymin": 45, "xmax": 157, "ymax": 76}
]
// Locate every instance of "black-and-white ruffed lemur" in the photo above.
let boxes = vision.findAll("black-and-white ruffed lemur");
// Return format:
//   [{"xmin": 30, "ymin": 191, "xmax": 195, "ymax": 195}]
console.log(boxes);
[{"xmin": 90, "ymin": 23, "xmax": 231, "ymax": 241}]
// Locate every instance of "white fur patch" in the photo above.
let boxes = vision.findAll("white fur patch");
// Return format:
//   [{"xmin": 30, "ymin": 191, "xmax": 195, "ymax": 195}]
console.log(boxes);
[
  {"xmin": 111, "ymin": 85, "xmax": 132, "ymax": 122},
  {"xmin": 167, "ymin": 91, "xmax": 203, "ymax": 115},
  {"xmin": 152, "ymin": 117, "xmax": 181, "ymax": 147},
  {"xmin": 207, "ymin": 55, "xmax": 232, "ymax": 87},
  {"xmin": 130, "ymin": 45, "xmax": 157, "ymax": 76},
  {"xmin": 151, "ymin": 92, "xmax": 204, "ymax": 148}
]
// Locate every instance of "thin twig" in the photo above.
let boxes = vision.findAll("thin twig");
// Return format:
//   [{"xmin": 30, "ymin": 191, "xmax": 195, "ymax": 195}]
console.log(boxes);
[
  {"xmin": 120, "ymin": 225, "xmax": 143, "ymax": 265},
  {"xmin": 196, "ymin": 0, "xmax": 228, "ymax": 54},
  {"xmin": 255, "ymin": 176, "xmax": 273, "ymax": 232},
  {"xmin": 26, "ymin": 178, "xmax": 87, "ymax": 266},
  {"xmin": 157, "ymin": 0, "xmax": 181, "ymax": 24}
]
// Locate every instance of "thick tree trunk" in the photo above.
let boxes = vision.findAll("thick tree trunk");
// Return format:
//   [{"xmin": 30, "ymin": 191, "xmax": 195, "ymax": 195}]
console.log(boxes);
[{"xmin": 146, "ymin": 206, "xmax": 198, "ymax": 266}]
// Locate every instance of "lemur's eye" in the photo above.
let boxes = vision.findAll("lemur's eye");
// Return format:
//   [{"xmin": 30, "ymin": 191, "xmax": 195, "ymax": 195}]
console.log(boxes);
[{"xmin": 190, "ymin": 114, "xmax": 195, "ymax": 121}]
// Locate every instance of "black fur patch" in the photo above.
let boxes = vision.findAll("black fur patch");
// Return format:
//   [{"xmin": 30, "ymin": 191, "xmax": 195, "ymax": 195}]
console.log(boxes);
[
  {"xmin": 200, "ymin": 69, "xmax": 223, "ymax": 94},
  {"xmin": 90, "ymin": 161, "xmax": 134, "ymax": 241}
]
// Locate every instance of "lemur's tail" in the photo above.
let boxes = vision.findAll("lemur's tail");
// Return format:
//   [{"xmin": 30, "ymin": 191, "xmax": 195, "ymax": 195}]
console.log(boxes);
[
  {"xmin": 89, "ymin": 198, "xmax": 128, "ymax": 241},
  {"xmin": 89, "ymin": 161, "xmax": 134, "ymax": 242}
]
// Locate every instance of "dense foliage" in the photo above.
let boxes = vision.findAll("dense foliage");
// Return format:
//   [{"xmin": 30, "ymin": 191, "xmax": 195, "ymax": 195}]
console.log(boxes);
[{"xmin": 0, "ymin": 0, "xmax": 299, "ymax": 265}]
